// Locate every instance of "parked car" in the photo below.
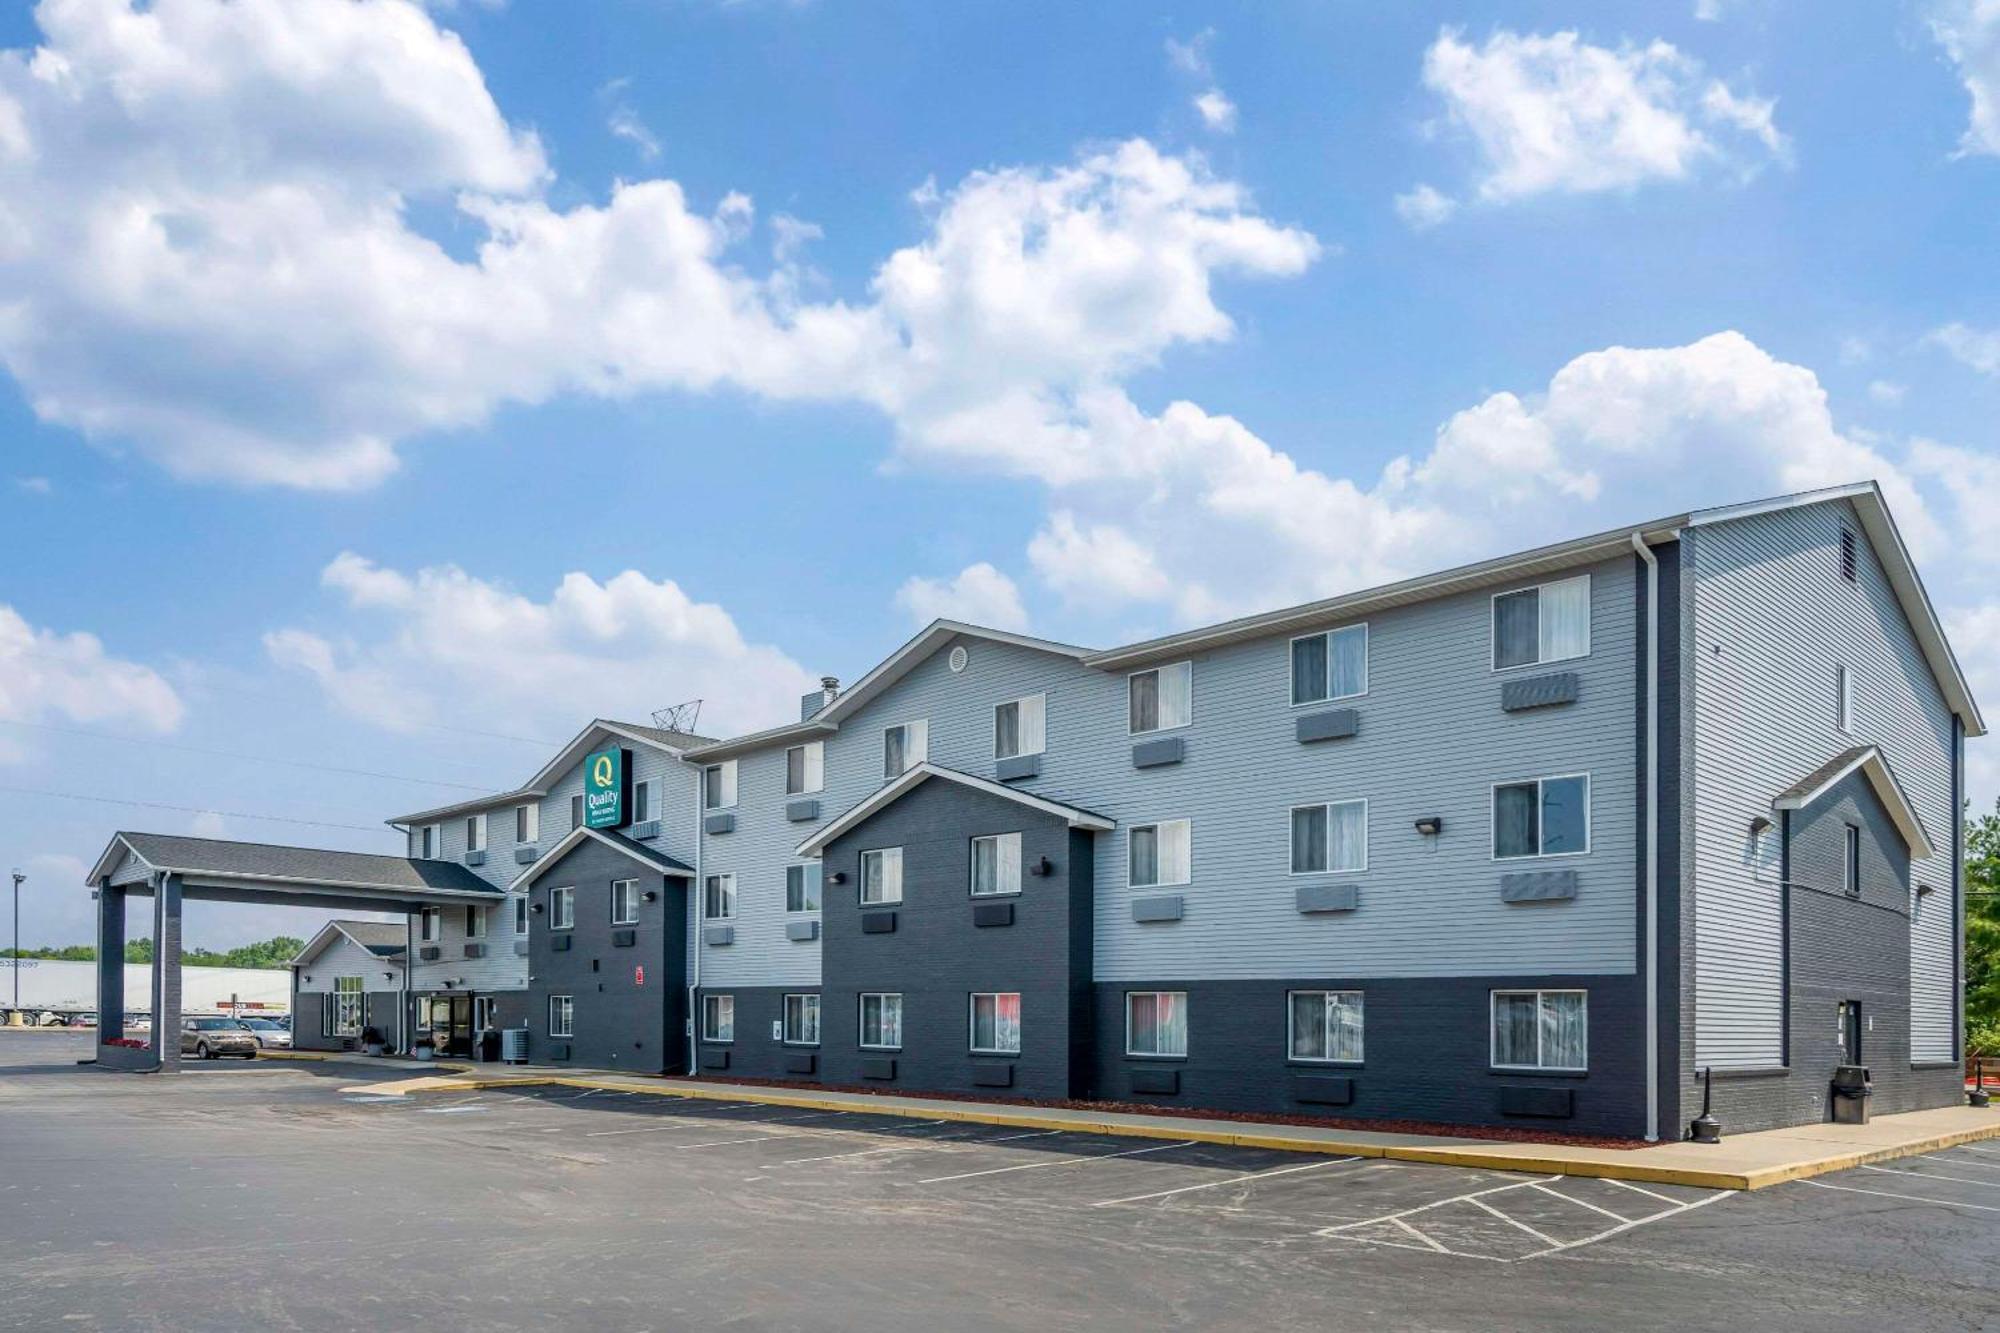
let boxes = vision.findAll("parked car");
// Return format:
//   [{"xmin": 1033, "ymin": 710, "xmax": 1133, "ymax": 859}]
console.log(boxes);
[
  {"xmin": 66, "ymin": 1013, "xmax": 97, "ymax": 1028},
  {"xmin": 180, "ymin": 1016, "xmax": 257, "ymax": 1059},
  {"xmin": 232, "ymin": 1017, "xmax": 291, "ymax": 1049}
]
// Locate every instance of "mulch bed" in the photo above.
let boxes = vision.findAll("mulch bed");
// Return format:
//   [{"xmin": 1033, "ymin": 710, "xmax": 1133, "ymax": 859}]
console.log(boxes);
[{"xmin": 652, "ymin": 1072, "xmax": 1652, "ymax": 1150}]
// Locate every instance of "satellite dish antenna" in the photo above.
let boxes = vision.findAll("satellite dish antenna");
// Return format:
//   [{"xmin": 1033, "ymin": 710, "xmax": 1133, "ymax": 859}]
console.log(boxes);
[{"xmin": 652, "ymin": 699, "xmax": 704, "ymax": 735}]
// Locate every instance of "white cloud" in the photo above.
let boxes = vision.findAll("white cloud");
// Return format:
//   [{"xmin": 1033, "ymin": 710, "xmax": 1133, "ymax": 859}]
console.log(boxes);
[
  {"xmin": 893, "ymin": 563, "xmax": 1029, "ymax": 631},
  {"xmin": 1394, "ymin": 183, "xmax": 1458, "ymax": 229},
  {"xmin": 1868, "ymin": 380, "xmax": 1906, "ymax": 405},
  {"xmin": 265, "ymin": 553, "xmax": 818, "ymax": 739},
  {"xmin": 0, "ymin": 604, "xmax": 185, "ymax": 752},
  {"xmin": 1418, "ymin": 28, "xmax": 1788, "ymax": 203},
  {"xmin": 14, "ymin": 475, "xmax": 50, "ymax": 493},
  {"xmin": 1930, "ymin": 321, "xmax": 2000, "ymax": 375},
  {"xmin": 1930, "ymin": 0, "xmax": 2000, "ymax": 156},
  {"xmin": 1694, "ymin": 0, "xmax": 1728, "ymax": 19},
  {"xmin": 1193, "ymin": 89, "xmax": 1238, "ymax": 133},
  {"xmin": 1164, "ymin": 29, "xmax": 1215, "ymax": 79},
  {"xmin": 600, "ymin": 76, "xmax": 661, "ymax": 161},
  {"xmin": 1027, "ymin": 511, "xmax": 1175, "ymax": 609}
]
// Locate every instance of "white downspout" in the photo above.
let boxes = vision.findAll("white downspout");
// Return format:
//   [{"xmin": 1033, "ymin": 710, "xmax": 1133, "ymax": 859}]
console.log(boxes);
[
  {"xmin": 1631, "ymin": 531, "xmax": 1661, "ymax": 1143},
  {"xmin": 683, "ymin": 755, "xmax": 703, "ymax": 1076}
]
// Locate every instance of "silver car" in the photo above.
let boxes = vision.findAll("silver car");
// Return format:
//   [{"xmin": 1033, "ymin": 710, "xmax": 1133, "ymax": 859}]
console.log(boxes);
[
  {"xmin": 233, "ymin": 1017, "xmax": 291, "ymax": 1050},
  {"xmin": 180, "ymin": 1016, "xmax": 258, "ymax": 1059}
]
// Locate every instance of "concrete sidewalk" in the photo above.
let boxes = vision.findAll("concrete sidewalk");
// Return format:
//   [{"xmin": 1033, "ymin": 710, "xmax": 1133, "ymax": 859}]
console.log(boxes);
[{"xmin": 257, "ymin": 1049, "xmax": 2000, "ymax": 1191}]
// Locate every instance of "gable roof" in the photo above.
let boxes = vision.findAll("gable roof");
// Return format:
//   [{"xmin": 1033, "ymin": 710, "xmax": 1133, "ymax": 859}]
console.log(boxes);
[
  {"xmin": 1771, "ymin": 744, "xmax": 1935, "ymax": 859},
  {"xmin": 794, "ymin": 762, "xmax": 1113, "ymax": 858},
  {"xmin": 687, "ymin": 623, "xmax": 1091, "ymax": 761},
  {"xmin": 88, "ymin": 833, "xmax": 501, "ymax": 899},
  {"xmin": 290, "ymin": 919, "xmax": 408, "ymax": 968},
  {"xmin": 387, "ymin": 718, "xmax": 712, "ymax": 826},
  {"xmin": 509, "ymin": 824, "xmax": 696, "ymax": 891}
]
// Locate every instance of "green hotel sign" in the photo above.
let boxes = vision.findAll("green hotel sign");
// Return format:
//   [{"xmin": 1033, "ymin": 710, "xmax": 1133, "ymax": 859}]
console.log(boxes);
[{"xmin": 584, "ymin": 747, "xmax": 631, "ymax": 829}]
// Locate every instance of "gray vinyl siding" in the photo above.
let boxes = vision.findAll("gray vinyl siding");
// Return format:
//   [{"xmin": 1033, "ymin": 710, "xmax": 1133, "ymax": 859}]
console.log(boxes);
[
  {"xmin": 108, "ymin": 847, "xmax": 149, "ymax": 887},
  {"xmin": 1688, "ymin": 502, "xmax": 1957, "ymax": 1068},
  {"xmin": 296, "ymin": 934, "xmax": 394, "ymax": 999},
  {"xmin": 705, "ymin": 559, "xmax": 1637, "ymax": 986}
]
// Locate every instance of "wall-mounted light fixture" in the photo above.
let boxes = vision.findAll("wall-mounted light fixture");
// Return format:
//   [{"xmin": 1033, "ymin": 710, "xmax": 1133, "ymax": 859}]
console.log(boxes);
[
  {"xmin": 643, "ymin": 890, "xmax": 658, "ymax": 903},
  {"xmin": 828, "ymin": 871, "xmax": 848, "ymax": 885},
  {"xmin": 1413, "ymin": 815, "xmax": 1443, "ymax": 837},
  {"xmin": 1029, "ymin": 856, "xmax": 1054, "ymax": 877},
  {"xmin": 1748, "ymin": 815, "xmax": 1773, "ymax": 837},
  {"xmin": 531, "ymin": 902, "xmax": 545, "ymax": 913}
]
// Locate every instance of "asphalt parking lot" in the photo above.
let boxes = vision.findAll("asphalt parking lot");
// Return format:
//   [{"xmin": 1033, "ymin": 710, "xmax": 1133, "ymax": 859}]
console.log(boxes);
[{"xmin": 1, "ymin": 1032, "xmax": 1995, "ymax": 1332}]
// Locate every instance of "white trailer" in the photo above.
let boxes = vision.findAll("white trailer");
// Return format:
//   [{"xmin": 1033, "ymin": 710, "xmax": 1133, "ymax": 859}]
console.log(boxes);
[{"xmin": 0, "ymin": 958, "xmax": 289, "ymax": 1026}]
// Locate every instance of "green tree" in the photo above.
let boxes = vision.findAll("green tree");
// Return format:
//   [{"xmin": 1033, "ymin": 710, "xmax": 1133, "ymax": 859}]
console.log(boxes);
[
  {"xmin": 3, "ymin": 936, "xmax": 306, "ymax": 968},
  {"xmin": 1969, "ymin": 800, "xmax": 2000, "ymax": 1059}
]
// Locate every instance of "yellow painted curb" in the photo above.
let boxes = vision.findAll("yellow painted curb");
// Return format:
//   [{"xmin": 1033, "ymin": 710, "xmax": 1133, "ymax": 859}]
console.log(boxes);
[{"xmin": 345, "ymin": 1071, "xmax": 1999, "ymax": 1191}]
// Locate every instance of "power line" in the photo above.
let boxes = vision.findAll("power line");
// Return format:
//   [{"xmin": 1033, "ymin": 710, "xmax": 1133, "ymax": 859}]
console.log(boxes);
[
  {"xmin": 0, "ymin": 718, "xmax": 496, "ymax": 792},
  {"xmin": 0, "ymin": 783, "xmax": 389, "ymax": 835}
]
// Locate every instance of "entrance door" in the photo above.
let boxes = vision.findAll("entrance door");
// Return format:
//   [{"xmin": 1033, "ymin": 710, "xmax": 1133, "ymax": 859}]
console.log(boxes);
[
  {"xmin": 1837, "ymin": 1000, "xmax": 1862, "ymax": 1064},
  {"xmin": 442, "ymin": 995, "xmax": 474, "ymax": 1056}
]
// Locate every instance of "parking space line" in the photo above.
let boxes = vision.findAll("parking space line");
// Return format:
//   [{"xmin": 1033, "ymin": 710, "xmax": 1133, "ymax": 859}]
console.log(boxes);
[
  {"xmin": 1801, "ymin": 1179, "xmax": 2000, "ymax": 1213},
  {"xmin": 1604, "ymin": 1178, "xmax": 1685, "ymax": 1207},
  {"xmin": 776, "ymin": 1140, "xmax": 964, "ymax": 1165},
  {"xmin": 1531, "ymin": 1183, "xmax": 1631, "ymax": 1225},
  {"xmin": 1515, "ymin": 1191, "xmax": 1732, "ymax": 1261},
  {"xmin": 1861, "ymin": 1164, "xmax": 2000, "ymax": 1189},
  {"xmin": 1956, "ymin": 1144, "xmax": 2000, "ymax": 1157},
  {"xmin": 1467, "ymin": 1194, "xmax": 1560, "ymax": 1247},
  {"xmin": 983, "ymin": 1130, "xmax": 1063, "ymax": 1144},
  {"xmin": 1091, "ymin": 1156, "xmax": 1360, "ymax": 1207},
  {"xmin": 914, "ymin": 1139, "xmax": 1196, "ymax": 1185},
  {"xmin": 1928, "ymin": 1154, "xmax": 2000, "ymax": 1173},
  {"xmin": 1316, "ymin": 1176, "xmax": 1561, "ymax": 1239},
  {"xmin": 664, "ymin": 1133, "xmax": 802, "ymax": 1150}
]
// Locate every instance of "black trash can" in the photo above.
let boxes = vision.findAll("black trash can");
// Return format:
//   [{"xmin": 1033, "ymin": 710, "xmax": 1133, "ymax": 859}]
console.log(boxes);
[
  {"xmin": 477, "ymin": 1027, "xmax": 502, "ymax": 1064},
  {"xmin": 1830, "ymin": 1064, "xmax": 1872, "ymax": 1124}
]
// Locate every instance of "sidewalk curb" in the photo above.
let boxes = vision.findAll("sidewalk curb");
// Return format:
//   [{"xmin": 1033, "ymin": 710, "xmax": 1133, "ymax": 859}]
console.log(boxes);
[{"xmin": 333, "ymin": 1069, "xmax": 2000, "ymax": 1191}]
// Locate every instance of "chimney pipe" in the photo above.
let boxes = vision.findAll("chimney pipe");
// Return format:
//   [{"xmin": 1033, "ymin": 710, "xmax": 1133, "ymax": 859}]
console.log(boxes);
[{"xmin": 820, "ymin": 676, "xmax": 839, "ymax": 704}]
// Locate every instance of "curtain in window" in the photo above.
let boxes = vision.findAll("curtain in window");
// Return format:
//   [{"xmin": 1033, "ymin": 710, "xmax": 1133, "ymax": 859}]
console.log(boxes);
[
  {"xmin": 1129, "ymin": 671, "xmax": 1159, "ymax": 732},
  {"xmin": 1291, "ymin": 634, "xmax": 1328, "ymax": 705},
  {"xmin": 1540, "ymin": 992, "xmax": 1586, "ymax": 1068},
  {"xmin": 1540, "ymin": 777, "xmax": 1587, "ymax": 854},
  {"xmin": 1130, "ymin": 826, "xmax": 1159, "ymax": 886},
  {"xmin": 1493, "ymin": 588, "xmax": 1539, "ymax": 669},
  {"xmin": 994, "ymin": 702, "xmax": 1020, "ymax": 758},
  {"xmin": 1291, "ymin": 806, "xmax": 1328, "ymax": 874},
  {"xmin": 706, "ymin": 996, "xmax": 733, "ymax": 1041},
  {"xmin": 785, "ymin": 996, "xmax": 819, "ymax": 1044},
  {"xmin": 1329, "ymin": 625, "xmax": 1367, "ymax": 698},
  {"xmin": 1129, "ymin": 992, "xmax": 1186, "ymax": 1056},
  {"xmin": 786, "ymin": 865, "xmax": 820, "ymax": 913},
  {"xmin": 882, "ymin": 729, "xmax": 904, "ymax": 779},
  {"xmin": 1018, "ymin": 695, "xmax": 1045, "ymax": 755},
  {"xmin": 1329, "ymin": 802, "xmax": 1365, "ymax": 872},
  {"xmin": 1159, "ymin": 821, "xmax": 1191, "ymax": 884},
  {"xmin": 1329, "ymin": 992, "xmax": 1364, "ymax": 1062},
  {"xmin": 1159, "ymin": 662, "xmax": 1192, "ymax": 729},
  {"xmin": 973, "ymin": 994, "xmax": 1020, "ymax": 1052},
  {"xmin": 1289, "ymin": 991, "xmax": 1325, "ymax": 1059},
  {"xmin": 1494, "ymin": 783, "xmax": 1539, "ymax": 858},
  {"xmin": 863, "ymin": 849, "xmax": 903, "ymax": 904},
  {"xmin": 1493, "ymin": 992, "xmax": 1539, "ymax": 1065},
  {"xmin": 996, "ymin": 833, "xmax": 1021, "ymax": 894},
  {"xmin": 974, "ymin": 834, "xmax": 1020, "ymax": 896},
  {"xmin": 1539, "ymin": 576, "xmax": 1589, "ymax": 661}
]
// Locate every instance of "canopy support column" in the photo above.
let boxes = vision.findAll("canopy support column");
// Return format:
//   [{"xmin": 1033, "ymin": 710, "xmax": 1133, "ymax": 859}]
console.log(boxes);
[{"xmin": 151, "ymin": 873, "xmax": 183, "ymax": 1073}]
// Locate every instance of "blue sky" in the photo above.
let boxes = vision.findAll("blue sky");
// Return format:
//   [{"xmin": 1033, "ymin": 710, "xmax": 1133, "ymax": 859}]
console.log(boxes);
[{"xmin": 1, "ymin": 0, "xmax": 1996, "ymax": 947}]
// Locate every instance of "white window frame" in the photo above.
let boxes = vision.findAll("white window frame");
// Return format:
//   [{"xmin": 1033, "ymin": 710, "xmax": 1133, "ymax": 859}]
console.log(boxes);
[
  {"xmin": 1489, "ymin": 989, "xmax": 1588, "ymax": 1072},
  {"xmin": 701, "ymin": 993, "xmax": 734, "ymax": 1043},
  {"xmin": 782, "ymin": 993, "xmax": 821, "ymax": 1046},
  {"xmin": 1288, "ymin": 800, "xmax": 1368, "ymax": 876},
  {"xmin": 1490, "ymin": 573, "xmax": 1592, "ymax": 672},
  {"xmin": 610, "ymin": 878, "xmax": 639, "ymax": 926},
  {"xmin": 1288, "ymin": 624, "xmax": 1369, "ymax": 707},
  {"xmin": 512, "ymin": 894, "xmax": 529, "ymax": 936},
  {"xmin": 702, "ymin": 761, "xmax": 738, "ymax": 811},
  {"xmin": 968, "ymin": 992, "xmax": 1022, "ymax": 1055},
  {"xmin": 786, "ymin": 741, "xmax": 825, "ymax": 796},
  {"xmin": 969, "ymin": 832, "xmax": 1023, "ymax": 898},
  {"xmin": 549, "ymin": 885, "xmax": 575, "ymax": 931},
  {"xmin": 473, "ymin": 996, "xmax": 497, "ymax": 1031},
  {"xmin": 332, "ymin": 976, "xmax": 363, "ymax": 1036},
  {"xmin": 1287, "ymin": 990, "xmax": 1364, "ymax": 1064},
  {"xmin": 785, "ymin": 863, "xmax": 821, "ymax": 915},
  {"xmin": 548, "ymin": 995, "xmax": 574, "ymax": 1039},
  {"xmin": 516, "ymin": 803, "xmax": 538, "ymax": 845},
  {"xmin": 418, "ymin": 906, "xmax": 442, "ymax": 943},
  {"xmin": 1490, "ymin": 773, "xmax": 1592, "ymax": 861},
  {"xmin": 882, "ymin": 720, "xmax": 929, "ymax": 779},
  {"xmin": 422, "ymin": 824, "xmax": 442, "ymax": 859},
  {"xmin": 1127, "ymin": 661, "xmax": 1193, "ymax": 735},
  {"xmin": 859, "ymin": 992, "xmax": 903, "ymax": 1051},
  {"xmin": 633, "ymin": 780, "xmax": 653, "ymax": 824},
  {"xmin": 703, "ymin": 873, "xmax": 736, "ymax": 922},
  {"xmin": 1127, "ymin": 818, "xmax": 1192, "ymax": 889},
  {"xmin": 1125, "ymin": 991, "xmax": 1188, "ymax": 1058},
  {"xmin": 1843, "ymin": 824, "xmax": 1862, "ymax": 895},
  {"xmin": 1836, "ymin": 664, "xmax": 1856, "ymax": 735},
  {"xmin": 570, "ymin": 793, "xmax": 584, "ymax": 830},
  {"xmin": 859, "ymin": 848, "xmax": 904, "ymax": 906},
  {"xmin": 465, "ymin": 904, "xmax": 489, "ymax": 940},
  {"xmin": 993, "ymin": 693, "xmax": 1048, "ymax": 759},
  {"xmin": 465, "ymin": 813, "xmax": 486, "ymax": 853}
]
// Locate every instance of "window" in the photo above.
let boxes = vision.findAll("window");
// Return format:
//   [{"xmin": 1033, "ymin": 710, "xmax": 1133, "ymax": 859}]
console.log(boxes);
[
  {"xmin": 412, "ymin": 995, "xmax": 431, "ymax": 1031},
  {"xmin": 548, "ymin": 995, "xmax": 574, "ymax": 1038},
  {"xmin": 1492, "ymin": 574, "xmax": 1591, "ymax": 670},
  {"xmin": 786, "ymin": 742, "xmax": 825, "ymax": 796},
  {"xmin": 512, "ymin": 895, "xmax": 529, "ymax": 936},
  {"xmin": 782, "ymin": 993, "xmax": 820, "ymax": 1045},
  {"xmin": 549, "ymin": 886, "xmax": 575, "ymax": 930},
  {"xmin": 860, "ymin": 993, "xmax": 903, "ymax": 1050},
  {"xmin": 515, "ymin": 803, "xmax": 538, "ymax": 845},
  {"xmin": 860, "ymin": 848, "xmax": 904, "ymax": 905},
  {"xmin": 970, "ymin": 833, "xmax": 1023, "ymax": 897},
  {"xmin": 1128, "ymin": 661, "xmax": 1192, "ymax": 734},
  {"xmin": 633, "ymin": 781, "xmax": 652, "ymax": 823},
  {"xmin": 465, "ymin": 813, "xmax": 486, "ymax": 853},
  {"xmin": 1290, "ymin": 801, "xmax": 1367, "ymax": 874},
  {"xmin": 420, "ymin": 824, "xmax": 440, "ymax": 859},
  {"xmin": 1289, "ymin": 991, "xmax": 1364, "ymax": 1063},
  {"xmin": 465, "ymin": 904, "xmax": 488, "ymax": 939},
  {"xmin": 418, "ymin": 907, "xmax": 442, "ymax": 943},
  {"xmin": 1844, "ymin": 825, "xmax": 1862, "ymax": 896},
  {"xmin": 473, "ymin": 997, "xmax": 496, "ymax": 1031},
  {"xmin": 1839, "ymin": 527, "xmax": 1858, "ymax": 583},
  {"xmin": 785, "ymin": 864, "xmax": 821, "ymax": 914},
  {"xmin": 611, "ymin": 878, "xmax": 639, "ymax": 925},
  {"xmin": 969, "ymin": 992, "xmax": 1021, "ymax": 1054},
  {"xmin": 883, "ymin": 720, "xmax": 929, "ymax": 779},
  {"xmin": 1491, "ymin": 990, "xmax": 1587, "ymax": 1071},
  {"xmin": 1126, "ymin": 991, "xmax": 1188, "ymax": 1057},
  {"xmin": 333, "ymin": 976, "xmax": 363, "ymax": 1036},
  {"xmin": 570, "ymin": 793, "xmax": 584, "ymax": 830},
  {"xmin": 1291, "ymin": 625, "xmax": 1368, "ymax": 705},
  {"xmin": 702, "ymin": 761, "xmax": 737, "ymax": 810},
  {"xmin": 994, "ymin": 694, "xmax": 1047, "ymax": 759},
  {"xmin": 1492, "ymin": 775, "xmax": 1590, "ymax": 859},
  {"xmin": 701, "ymin": 994, "xmax": 734, "ymax": 1042},
  {"xmin": 703, "ymin": 874, "xmax": 736, "ymax": 921},
  {"xmin": 1128, "ymin": 819, "xmax": 1191, "ymax": 888},
  {"xmin": 1836, "ymin": 664, "xmax": 1856, "ymax": 734}
]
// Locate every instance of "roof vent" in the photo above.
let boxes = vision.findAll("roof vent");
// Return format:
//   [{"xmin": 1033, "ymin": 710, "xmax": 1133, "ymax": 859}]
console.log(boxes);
[
  {"xmin": 821, "ymin": 676, "xmax": 840, "ymax": 701},
  {"xmin": 801, "ymin": 677, "xmax": 841, "ymax": 723}
]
